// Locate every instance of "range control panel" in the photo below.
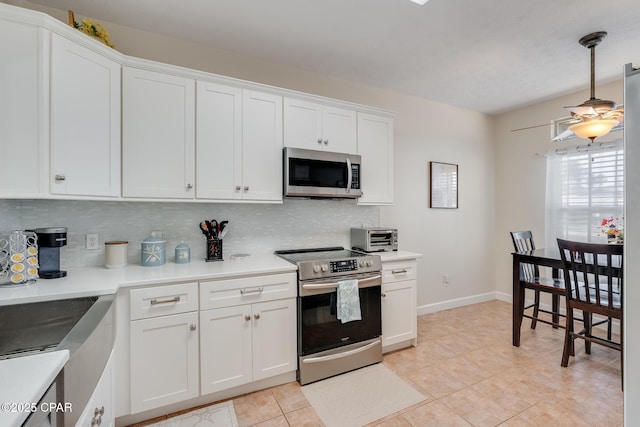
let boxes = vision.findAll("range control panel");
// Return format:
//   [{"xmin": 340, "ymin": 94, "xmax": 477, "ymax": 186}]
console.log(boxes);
[{"xmin": 330, "ymin": 259, "xmax": 358, "ymax": 273}]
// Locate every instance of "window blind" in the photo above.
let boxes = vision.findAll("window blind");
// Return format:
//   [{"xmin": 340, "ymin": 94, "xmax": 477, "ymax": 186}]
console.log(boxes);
[{"xmin": 545, "ymin": 138, "xmax": 624, "ymax": 247}]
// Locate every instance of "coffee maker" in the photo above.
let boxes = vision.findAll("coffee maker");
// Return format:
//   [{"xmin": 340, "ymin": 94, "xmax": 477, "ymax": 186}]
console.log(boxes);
[{"xmin": 34, "ymin": 227, "xmax": 67, "ymax": 279}]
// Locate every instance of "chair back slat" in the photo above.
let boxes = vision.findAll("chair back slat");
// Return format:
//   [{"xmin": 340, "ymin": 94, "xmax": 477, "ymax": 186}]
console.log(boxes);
[
  {"xmin": 557, "ymin": 239, "xmax": 623, "ymax": 316},
  {"xmin": 511, "ymin": 231, "xmax": 539, "ymax": 281}
]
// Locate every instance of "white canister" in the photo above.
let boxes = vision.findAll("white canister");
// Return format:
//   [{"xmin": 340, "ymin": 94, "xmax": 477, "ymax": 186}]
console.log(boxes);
[{"xmin": 105, "ymin": 241, "xmax": 128, "ymax": 268}]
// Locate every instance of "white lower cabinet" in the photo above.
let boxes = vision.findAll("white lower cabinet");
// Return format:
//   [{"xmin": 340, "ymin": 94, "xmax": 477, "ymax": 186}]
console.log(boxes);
[
  {"xmin": 129, "ymin": 283, "xmax": 199, "ymax": 413},
  {"xmin": 199, "ymin": 273, "xmax": 297, "ymax": 395},
  {"xmin": 200, "ymin": 298, "xmax": 296, "ymax": 394},
  {"xmin": 75, "ymin": 351, "xmax": 114, "ymax": 427},
  {"xmin": 381, "ymin": 259, "xmax": 417, "ymax": 351}
]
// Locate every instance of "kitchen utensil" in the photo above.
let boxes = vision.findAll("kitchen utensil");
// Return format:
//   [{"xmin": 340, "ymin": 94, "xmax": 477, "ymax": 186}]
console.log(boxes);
[
  {"xmin": 105, "ymin": 241, "xmax": 128, "ymax": 268},
  {"xmin": 141, "ymin": 231, "xmax": 166, "ymax": 266},
  {"xmin": 199, "ymin": 222, "xmax": 210, "ymax": 238},
  {"xmin": 175, "ymin": 242, "xmax": 190, "ymax": 264}
]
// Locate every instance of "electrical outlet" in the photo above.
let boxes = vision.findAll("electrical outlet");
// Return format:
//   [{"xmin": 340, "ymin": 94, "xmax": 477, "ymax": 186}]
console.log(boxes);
[
  {"xmin": 86, "ymin": 233, "xmax": 99, "ymax": 250},
  {"xmin": 442, "ymin": 274, "xmax": 449, "ymax": 286}
]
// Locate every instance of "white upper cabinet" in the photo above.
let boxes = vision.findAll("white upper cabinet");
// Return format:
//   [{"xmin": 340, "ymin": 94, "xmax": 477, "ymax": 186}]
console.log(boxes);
[
  {"xmin": 241, "ymin": 90, "xmax": 283, "ymax": 201},
  {"xmin": 284, "ymin": 98, "xmax": 357, "ymax": 154},
  {"xmin": 50, "ymin": 34, "xmax": 121, "ymax": 197},
  {"xmin": 196, "ymin": 84, "xmax": 282, "ymax": 202},
  {"xmin": 122, "ymin": 66, "xmax": 195, "ymax": 199},
  {"xmin": 196, "ymin": 81, "xmax": 242, "ymax": 200},
  {"xmin": 357, "ymin": 113, "xmax": 394, "ymax": 205},
  {"xmin": 0, "ymin": 19, "xmax": 47, "ymax": 198}
]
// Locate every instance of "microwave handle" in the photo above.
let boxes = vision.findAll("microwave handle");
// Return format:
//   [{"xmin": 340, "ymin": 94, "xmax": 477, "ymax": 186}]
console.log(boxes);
[{"xmin": 346, "ymin": 157, "xmax": 352, "ymax": 192}]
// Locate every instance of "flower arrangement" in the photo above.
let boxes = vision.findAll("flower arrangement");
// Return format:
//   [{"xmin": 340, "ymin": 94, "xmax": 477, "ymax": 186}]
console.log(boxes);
[
  {"xmin": 601, "ymin": 216, "xmax": 623, "ymax": 243},
  {"xmin": 68, "ymin": 10, "xmax": 114, "ymax": 48}
]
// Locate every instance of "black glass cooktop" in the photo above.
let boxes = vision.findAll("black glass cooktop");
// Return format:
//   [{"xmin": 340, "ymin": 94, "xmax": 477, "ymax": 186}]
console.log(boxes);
[{"xmin": 275, "ymin": 247, "xmax": 367, "ymax": 264}]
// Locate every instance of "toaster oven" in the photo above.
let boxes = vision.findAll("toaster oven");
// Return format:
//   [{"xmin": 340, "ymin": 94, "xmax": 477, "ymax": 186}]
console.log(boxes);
[{"xmin": 351, "ymin": 228, "xmax": 398, "ymax": 252}]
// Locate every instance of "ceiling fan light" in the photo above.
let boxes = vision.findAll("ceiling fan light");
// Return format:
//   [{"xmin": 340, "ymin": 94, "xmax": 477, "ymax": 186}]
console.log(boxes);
[{"xmin": 569, "ymin": 119, "xmax": 618, "ymax": 140}]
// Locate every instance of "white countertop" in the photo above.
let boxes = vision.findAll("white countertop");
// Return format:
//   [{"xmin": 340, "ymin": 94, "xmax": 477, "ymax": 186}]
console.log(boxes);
[
  {"xmin": 0, "ymin": 251, "xmax": 422, "ymax": 306},
  {"xmin": 0, "ymin": 253, "xmax": 297, "ymax": 306},
  {"xmin": 0, "ymin": 350, "xmax": 69, "ymax": 427},
  {"xmin": 378, "ymin": 250, "xmax": 423, "ymax": 262}
]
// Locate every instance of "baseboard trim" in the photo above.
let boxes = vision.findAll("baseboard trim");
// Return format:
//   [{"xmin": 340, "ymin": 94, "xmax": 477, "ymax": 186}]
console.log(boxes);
[
  {"xmin": 423, "ymin": 291, "xmax": 620, "ymax": 332},
  {"xmin": 417, "ymin": 291, "xmax": 498, "ymax": 315}
]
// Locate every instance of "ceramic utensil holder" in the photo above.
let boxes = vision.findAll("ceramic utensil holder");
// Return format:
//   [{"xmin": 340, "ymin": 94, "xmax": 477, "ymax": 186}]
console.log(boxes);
[
  {"xmin": 105, "ymin": 241, "xmax": 128, "ymax": 268},
  {"xmin": 206, "ymin": 238, "xmax": 223, "ymax": 262}
]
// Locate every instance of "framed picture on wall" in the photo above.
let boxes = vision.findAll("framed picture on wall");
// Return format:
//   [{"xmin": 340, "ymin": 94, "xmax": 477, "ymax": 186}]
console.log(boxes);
[{"xmin": 429, "ymin": 161, "xmax": 458, "ymax": 209}]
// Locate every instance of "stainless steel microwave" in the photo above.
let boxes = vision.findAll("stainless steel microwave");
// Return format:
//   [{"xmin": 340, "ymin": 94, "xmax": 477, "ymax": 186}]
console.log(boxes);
[{"xmin": 283, "ymin": 147, "xmax": 362, "ymax": 199}]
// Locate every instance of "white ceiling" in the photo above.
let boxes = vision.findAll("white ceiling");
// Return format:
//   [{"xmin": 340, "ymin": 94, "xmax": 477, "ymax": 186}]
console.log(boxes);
[{"xmin": 27, "ymin": 0, "xmax": 640, "ymax": 115}]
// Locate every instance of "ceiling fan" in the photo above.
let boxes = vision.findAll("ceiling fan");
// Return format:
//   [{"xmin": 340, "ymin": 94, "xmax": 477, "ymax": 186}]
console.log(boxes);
[{"xmin": 512, "ymin": 31, "xmax": 624, "ymax": 142}]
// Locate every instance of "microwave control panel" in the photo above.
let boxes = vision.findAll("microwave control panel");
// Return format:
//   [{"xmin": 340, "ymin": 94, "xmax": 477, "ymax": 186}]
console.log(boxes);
[{"xmin": 351, "ymin": 164, "xmax": 360, "ymax": 189}]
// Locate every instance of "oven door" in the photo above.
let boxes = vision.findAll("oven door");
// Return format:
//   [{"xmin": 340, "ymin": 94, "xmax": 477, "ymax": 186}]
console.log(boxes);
[
  {"xmin": 298, "ymin": 272, "xmax": 381, "ymax": 356},
  {"xmin": 284, "ymin": 147, "xmax": 362, "ymax": 198}
]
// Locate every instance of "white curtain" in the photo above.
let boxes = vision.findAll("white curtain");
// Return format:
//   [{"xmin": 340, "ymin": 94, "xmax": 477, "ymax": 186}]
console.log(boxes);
[{"xmin": 545, "ymin": 138, "xmax": 624, "ymax": 248}]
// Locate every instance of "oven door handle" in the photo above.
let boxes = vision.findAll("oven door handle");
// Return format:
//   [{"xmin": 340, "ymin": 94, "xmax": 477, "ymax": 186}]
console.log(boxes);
[
  {"xmin": 301, "ymin": 274, "xmax": 381, "ymax": 290},
  {"xmin": 302, "ymin": 339, "xmax": 381, "ymax": 364}
]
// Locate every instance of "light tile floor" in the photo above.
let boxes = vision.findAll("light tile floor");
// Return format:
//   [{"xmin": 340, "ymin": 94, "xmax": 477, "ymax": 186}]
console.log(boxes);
[{"xmin": 130, "ymin": 300, "xmax": 623, "ymax": 427}]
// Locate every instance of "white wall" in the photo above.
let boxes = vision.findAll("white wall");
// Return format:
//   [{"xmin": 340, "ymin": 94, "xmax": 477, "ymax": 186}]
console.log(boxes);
[
  {"xmin": 6, "ymin": 0, "xmax": 498, "ymax": 310},
  {"xmin": 493, "ymin": 80, "xmax": 623, "ymax": 298}
]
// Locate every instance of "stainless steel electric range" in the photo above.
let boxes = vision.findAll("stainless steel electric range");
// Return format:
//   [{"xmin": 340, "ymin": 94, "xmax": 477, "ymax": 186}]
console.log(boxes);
[{"xmin": 275, "ymin": 247, "xmax": 382, "ymax": 385}]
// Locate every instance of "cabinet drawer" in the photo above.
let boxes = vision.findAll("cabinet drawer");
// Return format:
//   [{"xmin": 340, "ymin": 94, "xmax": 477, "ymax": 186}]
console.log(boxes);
[
  {"xmin": 200, "ymin": 273, "xmax": 296, "ymax": 310},
  {"xmin": 382, "ymin": 260, "xmax": 417, "ymax": 283},
  {"xmin": 130, "ymin": 282, "xmax": 198, "ymax": 320}
]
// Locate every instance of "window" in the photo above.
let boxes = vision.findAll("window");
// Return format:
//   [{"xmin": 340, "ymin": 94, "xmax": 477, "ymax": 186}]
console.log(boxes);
[{"xmin": 545, "ymin": 135, "xmax": 624, "ymax": 247}]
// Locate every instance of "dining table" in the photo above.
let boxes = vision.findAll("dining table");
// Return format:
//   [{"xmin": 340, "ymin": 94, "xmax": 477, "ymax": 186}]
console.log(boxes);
[{"xmin": 511, "ymin": 247, "xmax": 563, "ymax": 347}]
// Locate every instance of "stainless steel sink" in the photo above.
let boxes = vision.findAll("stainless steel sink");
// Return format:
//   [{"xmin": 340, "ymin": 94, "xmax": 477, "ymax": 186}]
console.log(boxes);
[
  {"xmin": 0, "ymin": 296, "xmax": 99, "ymax": 359},
  {"xmin": 0, "ymin": 294, "xmax": 115, "ymax": 426}
]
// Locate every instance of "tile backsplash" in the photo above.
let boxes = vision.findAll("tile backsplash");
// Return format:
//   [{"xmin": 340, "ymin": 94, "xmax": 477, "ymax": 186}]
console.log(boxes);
[{"xmin": 0, "ymin": 199, "xmax": 379, "ymax": 267}]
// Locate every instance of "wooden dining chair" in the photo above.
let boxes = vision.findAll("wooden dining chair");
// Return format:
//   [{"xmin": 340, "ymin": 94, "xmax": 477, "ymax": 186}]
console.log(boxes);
[
  {"xmin": 510, "ymin": 231, "xmax": 566, "ymax": 329},
  {"xmin": 557, "ymin": 238, "xmax": 623, "ymax": 384}
]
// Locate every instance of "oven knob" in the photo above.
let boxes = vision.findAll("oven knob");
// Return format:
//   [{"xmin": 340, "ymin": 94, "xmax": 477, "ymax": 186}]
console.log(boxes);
[
  {"xmin": 366, "ymin": 259, "xmax": 373, "ymax": 267},
  {"xmin": 313, "ymin": 265, "xmax": 320, "ymax": 273},
  {"xmin": 359, "ymin": 260, "xmax": 365, "ymax": 267},
  {"xmin": 321, "ymin": 264, "xmax": 329, "ymax": 272}
]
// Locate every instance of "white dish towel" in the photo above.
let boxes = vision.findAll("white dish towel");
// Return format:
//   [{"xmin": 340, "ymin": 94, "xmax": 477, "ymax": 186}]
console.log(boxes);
[{"xmin": 337, "ymin": 279, "xmax": 361, "ymax": 323}]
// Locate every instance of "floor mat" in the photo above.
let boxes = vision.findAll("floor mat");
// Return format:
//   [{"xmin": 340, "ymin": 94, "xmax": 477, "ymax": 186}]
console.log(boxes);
[
  {"xmin": 145, "ymin": 400, "xmax": 238, "ymax": 427},
  {"xmin": 301, "ymin": 363, "xmax": 426, "ymax": 426}
]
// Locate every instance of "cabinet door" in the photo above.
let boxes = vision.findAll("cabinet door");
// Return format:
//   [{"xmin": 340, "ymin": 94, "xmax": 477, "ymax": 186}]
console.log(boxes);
[
  {"xmin": 381, "ymin": 280, "xmax": 417, "ymax": 348},
  {"xmin": 242, "ymin": 90, "xmax": 283, "ymax": 201},
  {"xmin": 50, "ymin": 34, "xmax": 121, "ymax": 197},
  {"xmin": 130, "ymin": 311, "xmax": 199, "ymax": 413},
  {"xmin": 357, "ymin": 113, "xmax": 394, "ymax": 205},
  {"xmin": 200, "ymin": 305, "xmax": 253, "ymax": 394},
  {"xmin": 283, "ymin": 98, "xmax": 323, "ymax": 150},
  {"xmin": 75, "ymin": 351, "xmax": 114, "ymax": 427},
  {"xmin": 252, "ymin": 298, "xmax": 297, "ymax": 381},
  {"xmin": 0, "ymin": 21, "xmax": 47, "ymax": 198},
  {"xmin": 122, "ymin": 67, "xmax": 195, "ymax": 199},
  {"xmin": 322, "ymin": 106, "xmax": 357, "ymax": 154},
  {"xmin": 196, "ymin": 81, "xmax": 242, "ymax": 200}
]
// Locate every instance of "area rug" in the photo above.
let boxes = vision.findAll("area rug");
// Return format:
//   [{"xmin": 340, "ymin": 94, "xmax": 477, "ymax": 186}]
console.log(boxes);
[
  {"xmin": 145, "ymin": 400, "xmax": 238, "ymax": 427},
  {"xmin": 301, "ymin": 363, "xmax": 426, "ymax": 427}
]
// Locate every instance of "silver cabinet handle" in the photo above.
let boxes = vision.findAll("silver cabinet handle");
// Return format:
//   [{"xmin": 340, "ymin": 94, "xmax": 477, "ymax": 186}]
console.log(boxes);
[
  {"xmin": 235, "ymin": 186, "xmax": 241, "ymax": 191},
  {"xmin": 240, "ymin": 286, "xmax": 263, "ymax": 295},
  {"xmin": 244, "ymin": 314, "xmax": 251, "ymax": 321},
  {"xmin": 55, "ymin": 174, "xmax": 66, "ymax": 181},
  {"xmin": 254, "ymin": 313, "xmax": 260, "ymax": 320},
  {"xmin": 317, "ymin": 138, "xmax": 323, "ymax": 144},
  {"xmin": 186, "ymin": 183, "xmax": 193, "ymax": 189},
  {"xmin": 381, "ymin": 293, "xmax": 386, "ymax": 298},
  {"xmin": 244, "ymin": 186, "xmax": 249, "ymax": 192},
  {"xmin": 150, "ymin": 296, "xmax": 180, "ymax": 305},
  {"xmin": 323, "ymin": 139, "xmax": 328, "ymax": 145},
  {"xmin": 190, "ymin": 324, "xmax": 197, "ymax": 331},
  {"xmin": 391, "ymin": 269, "xmax": 408, "ymax": 274}
]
